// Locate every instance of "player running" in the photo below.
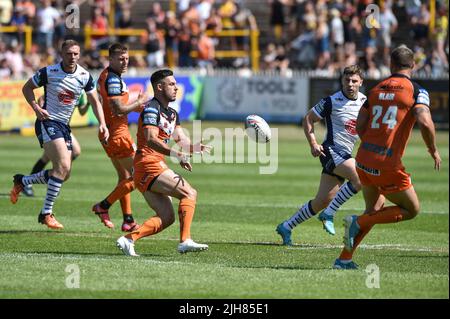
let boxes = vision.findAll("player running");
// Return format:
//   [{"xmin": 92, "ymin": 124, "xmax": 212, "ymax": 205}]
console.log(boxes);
[
  {"xmin": 91, "ymin": 43, "xmax": 148, "ymax": 232},
  {"xmin": 276, "ymin": 65, "xmax": 370, "ymax": 245},
  {"xmin": 10, "ymin": 39, "xmax": 109, "ymax": 229},
  {"xmin": 333, "ymin": 45, "xmax": 441, "ymax": 269},
  {"xmin": 116, "ymin": 69, "xmax": 211, "ymax": 256},
  {"xmin": 22, "ymin": 93, "xmax": 91, "ymax": 197}
]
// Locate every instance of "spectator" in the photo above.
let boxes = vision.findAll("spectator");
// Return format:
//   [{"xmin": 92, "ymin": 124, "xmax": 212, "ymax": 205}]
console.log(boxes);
[
  {"xmin": 4, "ymin": 43, "xmax": 24, "ymax": 79},
  {"xmin": 164, "ymin": 11, "xmax": 181, "ymax": 67},
  {"xmin": 148, "ymin": 2, "xmax": 166, "ymax": 30},
  {"xmin": 269, "ymin": 0, "xmax": 287, "ymax": 41},
  {"xmin": 315, "ymin": 11, "xmax": 330, "ymax": 70},
  {"xmin": 377, "ymin": 2, "xmax": 398, "ymax": 66},
  {"xmin": 218, "ymin": 0, "xmax": 237, "ymax": 30},
  {"xmin": 117, "ymin": 6, "xmax": 132, "ymax": 43},
  {"xmin": 142, "ymin": 18, "xmax": 165, "ymax": 68},
  {"xmin": 330, "ymin": 8, "xmax": 345, "ymax": 71},
  {"xmin": 88, "ymin": 7, "xmax": 109, "ymax": 50},
  {"xmin": 262, "ymin": 42, "xmax": 277, "ymax": 70},
  {"xmin": 205, "ymin": 7, "xmax": 222, "ymax": 34},
  {"xmin": 36, "ymin": 0, "xmax": 61, "ymax": 50},
  {"xmin": 178, "ymin": 18, "xmax": 194, "ymax": 67},
  {"xmin": 0, "ymin": 0, "xmax": 13, "ymax": 25},
  {"xmin": 182, "ymin": 0, "xmax": 201, "ymax": 36},
  {"xmin": 0, "ymin": 58, "xmax": 11, "ymax": 79},
  {"xmin": 432, "ymin": 5, "xmax": 449, "ymax": 70},
  {"xmin": 196, "ymin": 28, "xmax": 215, "ymax": 69},
  {"xmin": 274, "ymin": 43, "xmax": 290, "ymax": 73},
  {"xmin": 411, "ymin": 2, "xmax": 430, "ymax": 47},
  {"xmin": 15, "ymin": 0, "xmax": 36, "ymax": 25},
  {"xmin": 10, "ymin": 7, "xmax": 27, "ymax": 46}
]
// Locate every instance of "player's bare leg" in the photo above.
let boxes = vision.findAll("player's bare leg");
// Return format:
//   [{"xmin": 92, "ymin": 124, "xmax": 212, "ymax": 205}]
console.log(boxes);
[
  {"xmin": 276, "ymin": 174, "xmax": 341, "ymax": 245},
  {"xmin": 334, "ymin": 186, "xmax": 384, "ymax": 269},
  {"xmin": 92, "ymin": 156, "xmax": 138, "ymax": 230},
  {"xmin": 150, "ymin": 169, "xmax": 208, "ymax": 253},
  {"xmin": 117, "ymin": 192, "xmax": 173, "ymax": 257},
  {"xmin": 318, "ymin": 158, "xmax": 361, "ymax": 235}
]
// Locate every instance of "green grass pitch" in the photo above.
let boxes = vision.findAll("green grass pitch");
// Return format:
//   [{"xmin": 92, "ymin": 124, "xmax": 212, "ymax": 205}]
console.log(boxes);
[{"xmin": 0, "ymin": 122, "xmax": 448, "ymax": 298}]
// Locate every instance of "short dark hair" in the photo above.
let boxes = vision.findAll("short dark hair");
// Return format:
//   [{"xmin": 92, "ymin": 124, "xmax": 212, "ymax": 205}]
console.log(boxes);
[
  {"xmin": 391, "ymin": 45, "xmax": 414, "ymax": 70},
  {"xmin": 151, "ymin": 69, "xmax": 174, "ymax": 88},
  {"xmin": 61, "ymin": 39, "xmax": 80, "ymax": 52},
  {"xmin": 342, "ymin": 64, "xmax": 363, "ymax": 79},
  {"xmin": 108, "ymin": 43, "xmax": 128, "ymax": 57}
]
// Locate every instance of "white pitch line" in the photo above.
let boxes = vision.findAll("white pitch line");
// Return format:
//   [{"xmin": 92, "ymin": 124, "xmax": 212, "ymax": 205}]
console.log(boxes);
[{"xmin": 8, "ymin": 196, "xmax": 449, "ymax": 215}]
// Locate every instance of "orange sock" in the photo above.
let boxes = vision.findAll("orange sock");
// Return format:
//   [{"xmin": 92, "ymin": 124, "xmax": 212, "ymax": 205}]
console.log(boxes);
[
  {"xmin": 339, "ymin": 226, "xmax": 373, "ymax": 260},
  {"xmin": 106, "ymin": 178, "xmax": 135, "ymax": 205},
  {"xmin": 357, "ymin": 206, "xmax": 403, "ymax": 230},
  {"xmin": 120, "ymin": 193, "xmax": 132, "ymax": 216},
  {"xmin": 126, "ymin": 216, "xmax": 162, "ymax": 242},
  {"xmin": 178, "ymin": 198, "xmax": 196, "ymax": 242}
]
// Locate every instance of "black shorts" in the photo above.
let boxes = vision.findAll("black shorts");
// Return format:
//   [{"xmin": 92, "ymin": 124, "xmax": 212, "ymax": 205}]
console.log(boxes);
[
  {"xmin": 35, "ymin": 119, "xmax": 73, "ymax": 150},
  {"xmin": 319, "ymin": 144, "xmax": 351, "ymax": 183}
]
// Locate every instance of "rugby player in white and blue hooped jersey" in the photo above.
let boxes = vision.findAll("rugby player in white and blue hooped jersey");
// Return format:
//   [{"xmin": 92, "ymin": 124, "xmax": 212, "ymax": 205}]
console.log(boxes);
[
  {"xmin": 10, "ymin": 39, "xmax": 109, "ymax": 230},
  {"xmin": 276, "ymin": 65, "xmax": 376, "ymax": 247}
]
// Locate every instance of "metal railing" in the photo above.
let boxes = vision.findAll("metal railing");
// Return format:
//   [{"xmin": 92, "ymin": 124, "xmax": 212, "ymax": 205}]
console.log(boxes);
[
  {"xmin": 84, "ymin": 26, "xmax": 260, "ymax": 71},
  {"xmin": 0, "ymin": 26, "xmax": 33, "ymax": 54}
]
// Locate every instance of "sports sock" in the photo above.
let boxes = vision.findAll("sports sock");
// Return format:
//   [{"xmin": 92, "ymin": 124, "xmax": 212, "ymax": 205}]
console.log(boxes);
[
  {"xmin": 41, "ymin": 176, "xmax": 63, "ymax": 214},
  {"xmin": 323, "ymin": 182, "xmax": 358, "ymax": 217},
  {"xmin": 120, "ymin": 193, "xmax": 132, "ymax": 217},
  {"xmin": 339, "ymin": 225, "xmax": 373, "ymax": 260},
  {"xmin": 178, "ymin": 198, "xmax": 196, "ymax": 242},
  {"xmin": 123, "ymin": 214, "xmax": 134, "ymax": 223},
  {"xmin": 106, "ymin": 178, "xmax": 134, "ymax": 206},
  {"xmin": 127, "ymin": 216, "xmax": 162, "ymax": 242},
  {"xmin": 22, "ymin": 170, "xmax": 50, "ymax": 185},
  {"xmin": 357, "ymin": 206, "xmax": 403, "ymax": 230},
  {"xmin": 283, "ymin": 200, "xmax": 315, "ymax": 230},
  {"xmin": 31, "ymin": 159, "xmax": 48, "ymax": 174}
]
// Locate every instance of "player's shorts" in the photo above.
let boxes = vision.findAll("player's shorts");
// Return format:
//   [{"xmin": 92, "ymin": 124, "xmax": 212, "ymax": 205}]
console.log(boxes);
[
  {"xmin": 320, "ymin": 144, "xmax": 351, "ymax": 182},
  {"xmin": 102, "ymin": 133, "xmax": 136, "ymax": 159},
  {"xmin": 35, "ymin": 119, "xmax": 72, "ymax": 150},
  {"xmin": 133, "ymin": 152, "xmax": 169, "ymax": 193},
  {"xmin": 356, "ymin": 162, "xmax": 412, "ymax": 194}
]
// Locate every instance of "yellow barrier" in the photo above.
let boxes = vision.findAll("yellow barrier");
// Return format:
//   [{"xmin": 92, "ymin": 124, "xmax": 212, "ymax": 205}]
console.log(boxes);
[
  {"xmin": 84, "ymin": 26, "xmax": 260, "ymax": 71},
  {"xmin": 0, "ymin": 26, "xmax": 33, "ymax": 54}
]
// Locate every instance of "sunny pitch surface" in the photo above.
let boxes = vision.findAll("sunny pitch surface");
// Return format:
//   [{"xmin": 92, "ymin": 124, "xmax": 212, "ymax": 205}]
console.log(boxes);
[{"xmin": 0, "ymin": 122, "xmax": 448, "ymax": 298}]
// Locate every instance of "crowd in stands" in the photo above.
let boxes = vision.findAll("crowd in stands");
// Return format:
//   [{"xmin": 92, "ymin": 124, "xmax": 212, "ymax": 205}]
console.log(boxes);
[
  {"xmin": 0, "ymin": 0, "xmax": 448, "ymax": 80},
  {"xmin": 264, "ymin": 0, "xmax": 448, "ymax": 77}
]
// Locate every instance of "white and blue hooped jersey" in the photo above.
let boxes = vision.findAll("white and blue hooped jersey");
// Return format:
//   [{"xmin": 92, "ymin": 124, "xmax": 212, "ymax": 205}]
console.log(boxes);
[
  {"xmin": 312, "ymin": 90, "xmax": 366, "ymax": 155},
  {"xmin": 32, "ymin": 63, "xmax": 95, "ymax": 125}
]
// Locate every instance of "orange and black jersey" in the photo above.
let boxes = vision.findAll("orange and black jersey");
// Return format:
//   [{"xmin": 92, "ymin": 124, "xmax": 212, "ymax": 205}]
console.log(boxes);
[
  {"xmin": 136, "ymin": 98, "xmax": 180, "ymax": 161},
  {"xmin": 356, "ymin": 73, "xmax": 430, "ymax": 170},
  {"xmin": 97, "ymin": 67, "xmax": 130, "ymax": 135}
]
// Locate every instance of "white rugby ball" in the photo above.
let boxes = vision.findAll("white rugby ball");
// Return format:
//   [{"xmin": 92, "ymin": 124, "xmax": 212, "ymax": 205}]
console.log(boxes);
[{"xmin": 245, "ymin": 114, "xmax": 271, "ymax": 143}]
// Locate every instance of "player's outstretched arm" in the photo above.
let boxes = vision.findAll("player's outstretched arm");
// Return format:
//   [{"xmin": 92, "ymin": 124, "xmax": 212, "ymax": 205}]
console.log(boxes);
[
  {"xmin": 144, "ymin": 126, "xmax": 192, "ymax": 171},
  {"xmin": 111, "ymin": 91, "xmax": 149, "ymax": 115},
  {"xmin": 86, "ymin": 90, "xmax": 110, "ymax": 144},
  {"xmin": 173, "ymin": 126, "xmax": 212, "ymax": 155},
  {"xmin": 303, "ymin": 109, "xmax": 325, "ymax": 157},
  {"xmin": 22, "ymin": 79, "xmax": 49, "ymax": 121},
  {"xmin": 414, "ymin": 105, "xmax": 441, "ymax": 170}
]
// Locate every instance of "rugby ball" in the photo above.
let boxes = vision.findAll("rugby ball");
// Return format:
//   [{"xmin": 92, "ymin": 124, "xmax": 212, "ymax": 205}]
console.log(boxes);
[{"xmin": 245, "ymin": 114, "xmax": 271, "ymax": 143}]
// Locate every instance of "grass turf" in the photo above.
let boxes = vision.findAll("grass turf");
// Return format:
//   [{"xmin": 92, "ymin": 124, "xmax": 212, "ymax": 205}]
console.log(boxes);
[{"xmin": 0, "ymin": 122, "xmax": 448, "ymax": 298}]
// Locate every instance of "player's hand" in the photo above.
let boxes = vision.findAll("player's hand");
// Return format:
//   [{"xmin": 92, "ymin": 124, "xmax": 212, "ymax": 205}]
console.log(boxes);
[
  {"xmin": 311, "ymin": 143, "xmax": 325, "ymax": 157},
  {"xmin": 136, "ymin": 91, "xmax": 149, "ymax": 111},
  {"xmin": 34, "ymin": 106, "xmax": 50, "ymax": 121},
  {"xmin": 193, "ymin": 142, "xmax": 212, "ymax": 155},
  {"xmin": 429, "ymin": 149, "xmax": 441, "ymax": 171},
  {"xmin": 98, "ymin": 124, "xmax": 109, "ymax": 145},
  {"xmin": 180, "ymin": 161, "xmax": 192, "ymax": 172}
]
